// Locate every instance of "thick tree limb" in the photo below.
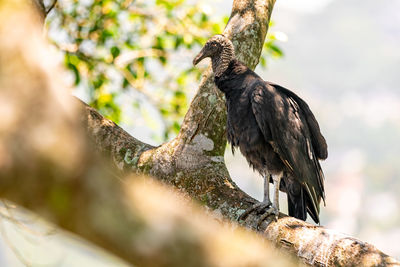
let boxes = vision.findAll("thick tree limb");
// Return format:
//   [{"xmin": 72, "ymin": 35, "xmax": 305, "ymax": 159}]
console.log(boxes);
[
  {"xmin": 266, "ymin": 217, "xmax": 399, "ymax": 266},
  {"xmin": 83, "ymin": 101, "xmax": 154, "ymax": 171},
  {"xmin": 80, "ymin": 0, "xmax": 400, "ymax": 266},
  {"xmin": 5, "ymin": 0, "xmax": 399, "ymax": 266},
  {"xmin": 84, "ymin": 99, "xmax": 400, "ymax": 267}
]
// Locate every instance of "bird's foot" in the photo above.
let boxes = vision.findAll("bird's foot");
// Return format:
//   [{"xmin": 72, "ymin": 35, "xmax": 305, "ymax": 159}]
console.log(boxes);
[
  {"xmin": 238, "ymin": 201, "xmax": 273, "ymax": 221},
  {"xmin": 256, "ymin": 204, "xmax": 279, "ymax": 229},
  {"xmin": 238, "ymin": 201, "xmax": 279, "ymax": 230}
]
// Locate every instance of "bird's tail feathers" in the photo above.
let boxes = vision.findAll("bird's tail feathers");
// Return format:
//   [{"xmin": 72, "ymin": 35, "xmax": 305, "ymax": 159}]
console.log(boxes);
[
  {"xmin": 286, "ymin": 179, "xmax": 321, "ymax": 224},
  {"xmin": 303, "ymin": 183, "xmax": 321, "ymax": 224},
  {"xmin": 287, "ymin": 186, "xmax": 307, "ymax": 221}
]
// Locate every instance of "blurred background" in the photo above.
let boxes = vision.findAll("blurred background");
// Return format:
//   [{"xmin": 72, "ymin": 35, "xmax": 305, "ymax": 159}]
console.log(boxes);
[{"xmin": 1, "ymin": 0, "xmax": 399, "ymax": 265}]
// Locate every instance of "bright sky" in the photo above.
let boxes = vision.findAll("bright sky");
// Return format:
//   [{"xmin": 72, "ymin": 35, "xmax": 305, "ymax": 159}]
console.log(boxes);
[{"xmin": 276, "ymin": 0, "xmax": 335, "ymax": 13}]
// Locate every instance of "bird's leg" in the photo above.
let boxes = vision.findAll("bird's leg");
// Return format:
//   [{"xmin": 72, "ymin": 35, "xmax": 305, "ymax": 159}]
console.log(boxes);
[
  {"xmin": 238, "ymin": 173, "xmax": 273, "ymax": 222},
  {"xmin": 263, "ymin": 173, "xmax": 271, "ymax": 205},
  {"xmin": 256, "ymin": 172, "xmax": 282, "ymax": 228},
  {"xmin": 271, "ymin": 172, "xmax": 282, "ymax": 215}
]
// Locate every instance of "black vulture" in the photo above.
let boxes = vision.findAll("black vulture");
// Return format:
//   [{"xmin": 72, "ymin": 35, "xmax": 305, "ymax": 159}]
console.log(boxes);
[{"xmin": 193, "ymin": 35, "xmax": 328, "ymax": 225}]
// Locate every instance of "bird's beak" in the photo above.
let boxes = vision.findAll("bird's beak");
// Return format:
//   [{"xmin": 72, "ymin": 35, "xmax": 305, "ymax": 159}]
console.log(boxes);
[{"xmin": 193, "ymin": 48, "xmax": 207, "ymax": 66}]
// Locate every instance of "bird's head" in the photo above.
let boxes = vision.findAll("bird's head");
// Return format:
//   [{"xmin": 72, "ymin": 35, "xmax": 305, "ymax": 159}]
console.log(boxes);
[{"xmin": 193, "ymin": 35, "xmax": 233, "ymax": 66}]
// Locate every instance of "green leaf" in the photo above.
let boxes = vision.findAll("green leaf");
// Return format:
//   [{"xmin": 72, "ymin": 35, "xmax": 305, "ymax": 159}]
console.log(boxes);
[{"xmin": 111, "ymin": 46, "xmax": 120, "ymax": 58}]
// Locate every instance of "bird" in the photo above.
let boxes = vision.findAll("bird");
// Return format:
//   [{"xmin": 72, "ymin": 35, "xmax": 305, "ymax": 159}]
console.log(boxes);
[{"xmin": 193, "ymin": 34, "xmax": 328, "ymax": 225}]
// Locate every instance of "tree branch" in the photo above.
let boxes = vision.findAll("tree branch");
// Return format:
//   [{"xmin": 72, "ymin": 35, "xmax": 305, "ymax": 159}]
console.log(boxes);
[
  {"xmin": 78, "ymin": 0, "xmax": 400, "ymax": 265},
  {"xmin": 266, "ymin": 217, "xmax": 400, "ymax": 266},
  {"xmin": 82, "ymin": 101, "xmax": 154, "ymax": 171},
  {"xmin": 45, "ymin": 0, "xmax": 57, "ymax": 14},
  {"xmin": 82, "ymin": 101, "xmax": 400, "ymax": 266},
  {"xmin": 2, "ymin": 0, "xmax": 399, "ymax": 266}
]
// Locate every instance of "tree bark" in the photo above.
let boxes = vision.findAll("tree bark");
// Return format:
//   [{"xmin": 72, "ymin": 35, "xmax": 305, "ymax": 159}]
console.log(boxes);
[
  {"xmin": 85, "ymin": 102, "xmax": 400, "ymax": 267},
  {"xmin": 82, "ymin": 0, "xmax": 400, "ymax": 266},
  {"xmin": 1, "ymin": 0, "xmax": 399, "ymax": 266}
]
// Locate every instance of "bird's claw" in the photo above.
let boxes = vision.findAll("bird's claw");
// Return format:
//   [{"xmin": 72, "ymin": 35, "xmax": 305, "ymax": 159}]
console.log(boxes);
[
  {"xmin": 238, "ymin": 201, "xmax": 272, "ymax": 221},
  {"xmin": 256, "ymin": 205, "xmax": 279, "ymax": 229},
  {"xmin": 239, "ymin": 201, "xmax": 279, "ymax": 229}
]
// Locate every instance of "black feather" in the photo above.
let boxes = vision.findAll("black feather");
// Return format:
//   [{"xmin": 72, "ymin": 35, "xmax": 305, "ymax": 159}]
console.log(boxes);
[{"xmin": 215, "ymin": 59, "xmax": 327, "ymax": 223}]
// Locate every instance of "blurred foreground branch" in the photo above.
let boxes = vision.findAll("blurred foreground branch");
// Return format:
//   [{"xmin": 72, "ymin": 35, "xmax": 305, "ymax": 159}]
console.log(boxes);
[{"xmin": 0, "ymin": 0, "xmax": 399, "ymax": 266}]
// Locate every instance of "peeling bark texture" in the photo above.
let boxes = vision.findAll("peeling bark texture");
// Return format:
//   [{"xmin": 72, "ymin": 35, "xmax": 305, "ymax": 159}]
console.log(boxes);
[
  {"xmin": 78, "ymin": 0, "xmax": 400, "ymax": 266},
  {"xmin": 266, "ymin": 217, "xmax": 400, "ymax": 267}
]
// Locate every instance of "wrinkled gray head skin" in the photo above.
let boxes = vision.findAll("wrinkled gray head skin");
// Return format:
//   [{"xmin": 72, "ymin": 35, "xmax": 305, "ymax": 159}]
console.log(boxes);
[{"xmin": 193, "ymin": 35, "xmax": 235, "ymax": 77}]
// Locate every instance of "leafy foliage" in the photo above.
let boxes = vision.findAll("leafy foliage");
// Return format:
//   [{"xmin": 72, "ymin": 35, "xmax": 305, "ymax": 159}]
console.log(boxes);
[{"xmin": 47, "ymin": 0, "xmax": 283, "ymax": 140}]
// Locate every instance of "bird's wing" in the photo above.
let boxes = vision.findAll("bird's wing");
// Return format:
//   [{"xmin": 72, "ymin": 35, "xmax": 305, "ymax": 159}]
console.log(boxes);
[
  {"xmin": 251, "ymin": 82, "xmax": 325, "ymax": 220},
  {"xmin": 268, "ymin": 82, "xmax": 328, "ymax": 160}
]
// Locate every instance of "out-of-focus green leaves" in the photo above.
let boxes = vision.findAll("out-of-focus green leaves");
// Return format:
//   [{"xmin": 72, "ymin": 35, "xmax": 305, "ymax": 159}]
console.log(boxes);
[{"xmin": 47, "ymin": 0, "xmax": 283, "ymax": 140}]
